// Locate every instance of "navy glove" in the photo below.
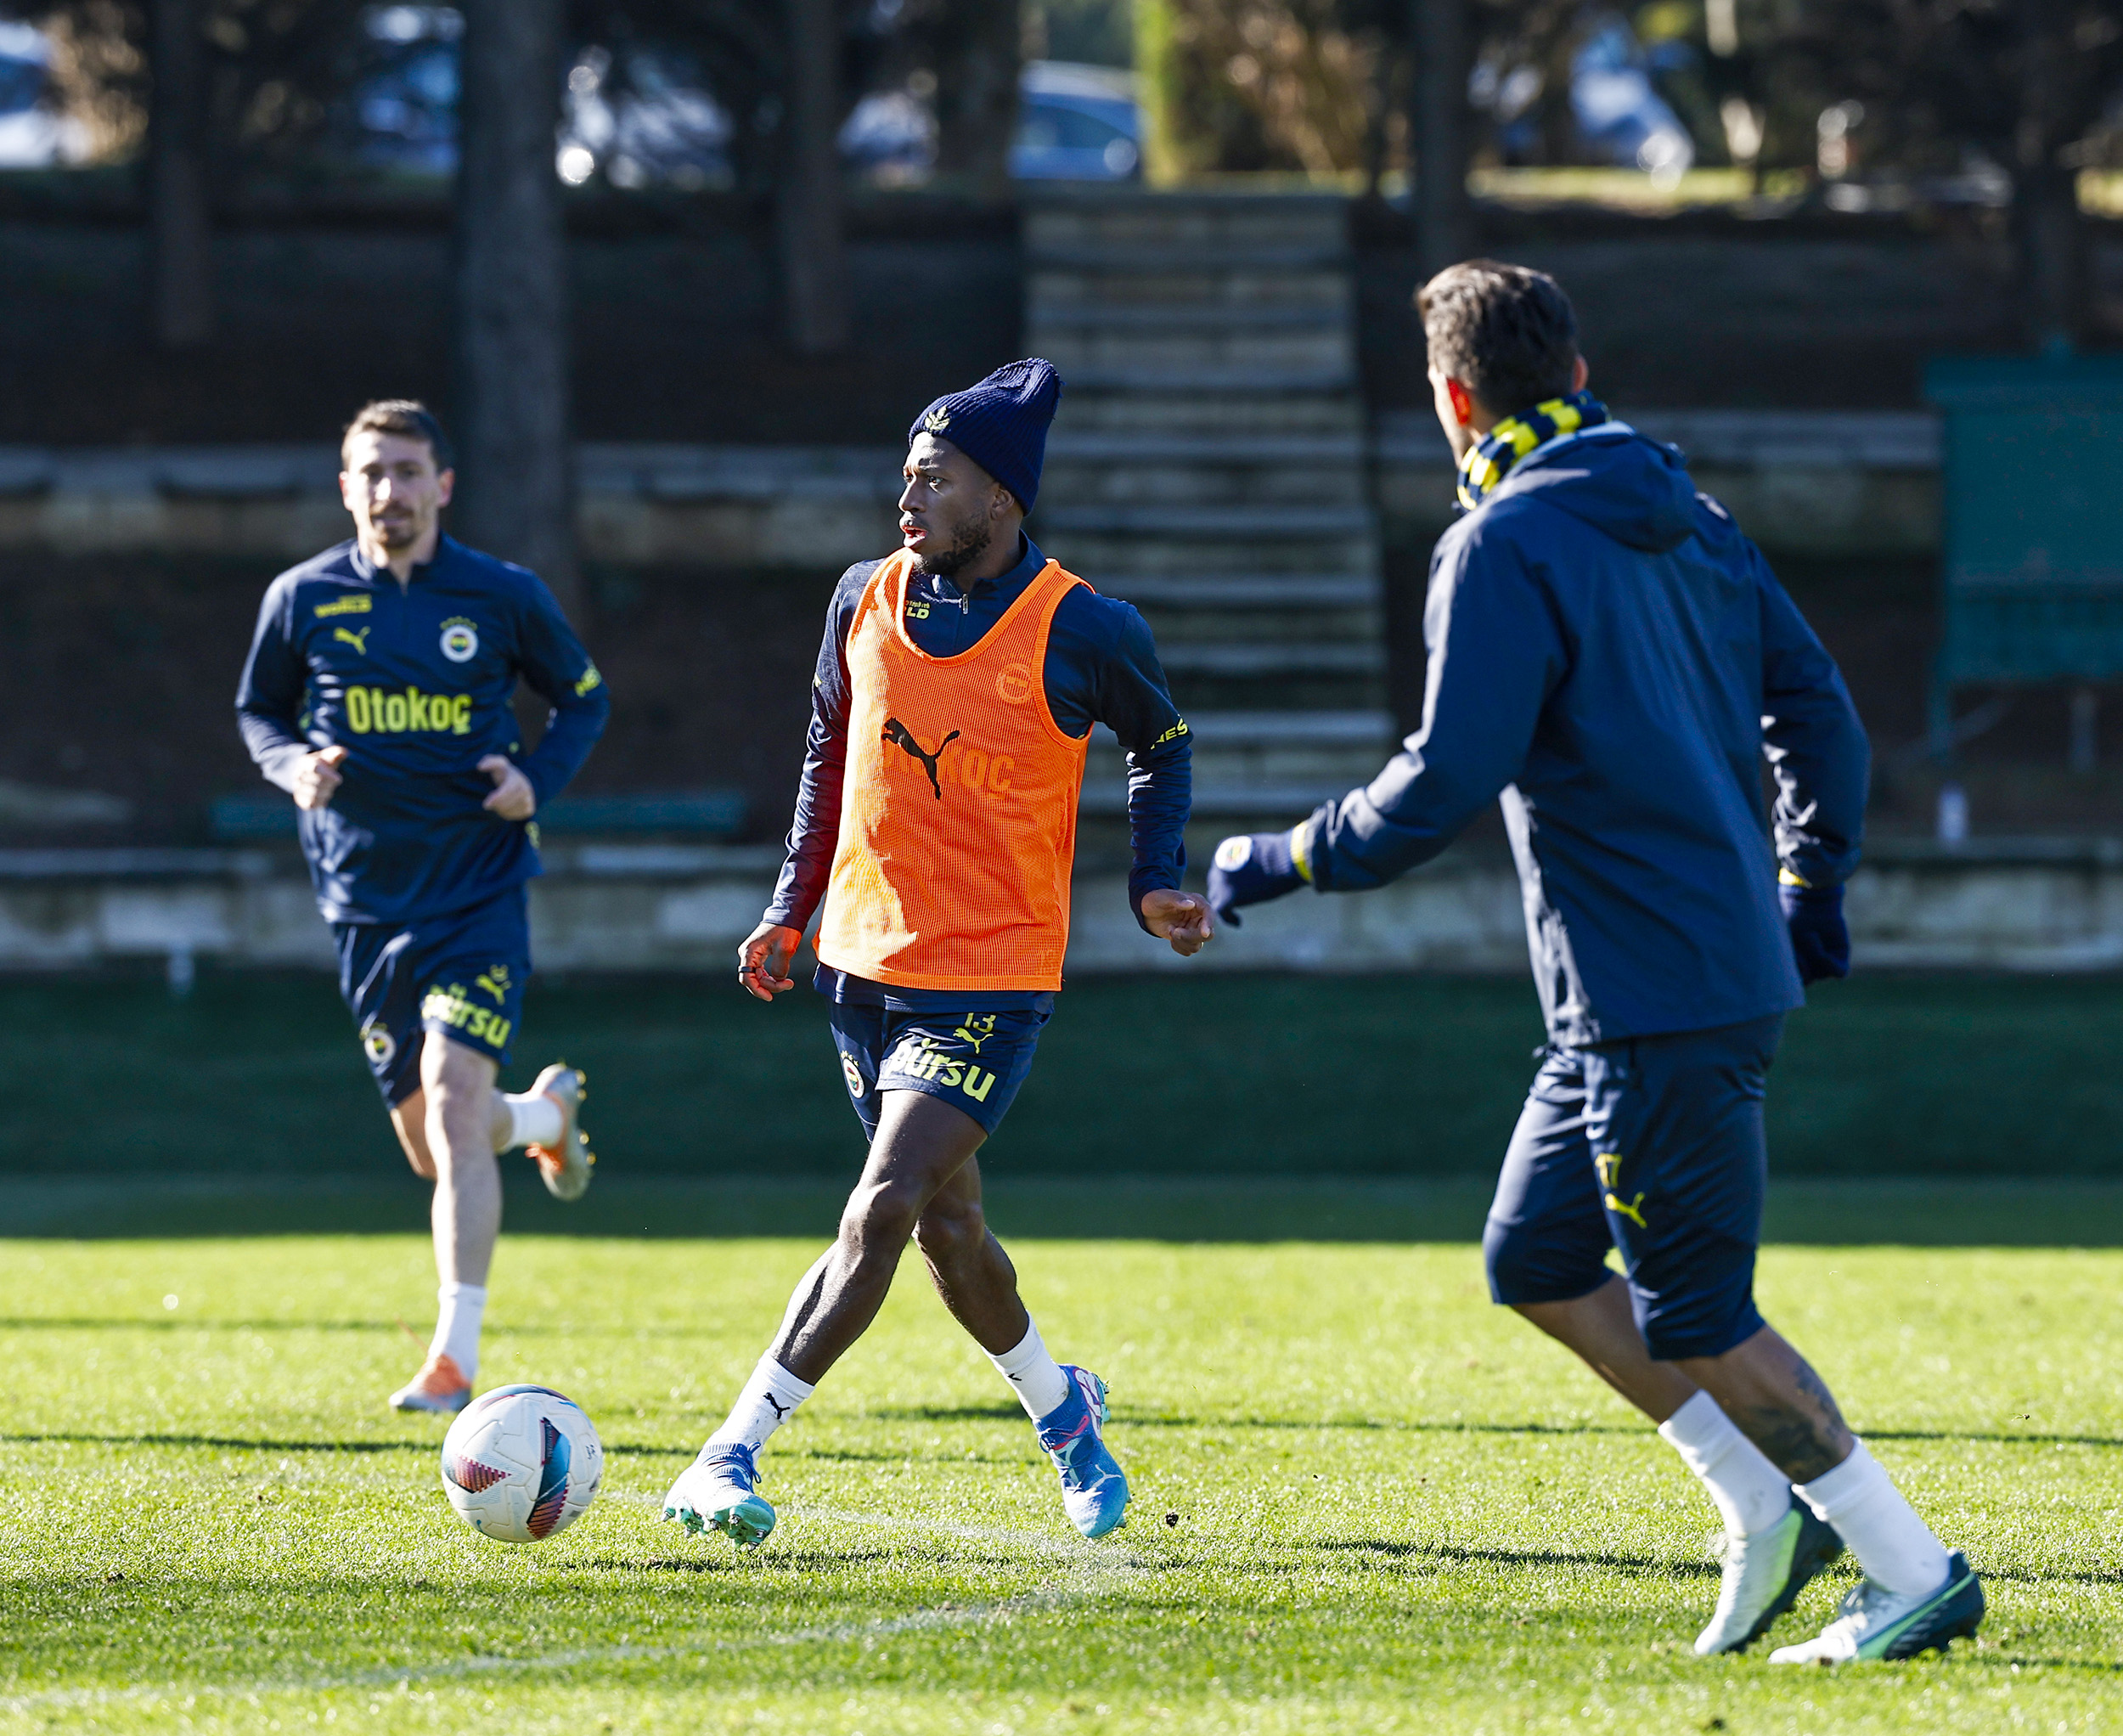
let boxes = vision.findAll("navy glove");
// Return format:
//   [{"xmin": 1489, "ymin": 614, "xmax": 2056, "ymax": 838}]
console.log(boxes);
[
  {"xmin": 1782, "ymin": 881, "xmax": 1849, "ymax": 984},
  {"xmin": 1208, "ymin": 829, "xmax": 1307, "ymax": 928}
]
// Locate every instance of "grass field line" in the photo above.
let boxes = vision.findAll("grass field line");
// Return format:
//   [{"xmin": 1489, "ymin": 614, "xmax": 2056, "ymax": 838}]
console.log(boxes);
[{"xmin": 0, "ymin": 1497, "xmax": 1135, "ymax": 1715}]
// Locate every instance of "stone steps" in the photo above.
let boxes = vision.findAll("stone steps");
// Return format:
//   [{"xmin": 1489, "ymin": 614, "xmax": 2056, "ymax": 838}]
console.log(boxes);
[
  {"xmin": 1048, "ymin": 390, "xmax": 1363, "ymax": 439},
  {"xmin": 1025, "ymin": 189, "xmax": 1387, "ymax": 822},
  {"xmin": 1079, "ymin": 708, "xmax": 1399, "ymax": 819},
  {"xmin": 1043, "ymin": 454, "xmax": 1367, "ymax": 508}
]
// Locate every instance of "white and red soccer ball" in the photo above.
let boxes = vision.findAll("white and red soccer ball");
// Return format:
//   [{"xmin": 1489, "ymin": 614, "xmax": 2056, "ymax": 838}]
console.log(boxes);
[{"xmin": 439, "ymin": 1384, "xmax": 604, "ymax": 1543}]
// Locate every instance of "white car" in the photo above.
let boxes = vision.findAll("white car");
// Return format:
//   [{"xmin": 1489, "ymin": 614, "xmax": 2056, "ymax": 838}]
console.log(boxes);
[{"xmin": 0, "ymin": 20, "xmax": 85, "ymax": 169}]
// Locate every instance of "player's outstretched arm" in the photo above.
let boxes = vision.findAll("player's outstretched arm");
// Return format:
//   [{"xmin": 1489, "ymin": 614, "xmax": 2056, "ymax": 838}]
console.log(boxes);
[
  {"xmin": 1140, "ymin": 888, "xmax": 1213, "ymax": 955},
  {"xmin": 1206, "ymin": 823, "xmax": 1312, "ymax": 927},
  {"xmin": 737, "ymin": 922, "xmax": 803, "ymax": 1001}
]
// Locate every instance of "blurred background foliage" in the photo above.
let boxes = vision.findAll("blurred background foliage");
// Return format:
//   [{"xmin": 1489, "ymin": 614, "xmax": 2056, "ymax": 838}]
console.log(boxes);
[
  {"xmin": 16, "ymin": 1, "xmax": 2123, "ymax": 199},
  {"xmin": 4, "ymin": 1, "xmax": 2118, "ymax": 362}
]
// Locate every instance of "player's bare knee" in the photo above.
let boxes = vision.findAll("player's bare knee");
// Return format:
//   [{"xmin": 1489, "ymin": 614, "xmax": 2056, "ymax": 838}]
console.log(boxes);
[
  {"xmin": 913, "ymin": 1197, "xmax": 985, "ymax": 1267},
  {"xmin": 842, "ymin": 1179, "xmax": 924, "ymax": 1261}
]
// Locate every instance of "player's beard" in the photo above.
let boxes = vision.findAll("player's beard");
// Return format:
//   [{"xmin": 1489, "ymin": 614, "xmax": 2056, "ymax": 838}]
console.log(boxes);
[
  {"xmin": 369, "ymin": 510, "xmax": 423, "ymax": 552},
  {"xmin": 911, "ymin": 513, "xmax": 994, "ymax": 579}
]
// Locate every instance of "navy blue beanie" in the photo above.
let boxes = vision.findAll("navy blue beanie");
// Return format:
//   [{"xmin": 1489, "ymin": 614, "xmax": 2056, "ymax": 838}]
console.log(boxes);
[{"xmin": 909, "ymin": 358, "xmax": 1063, "ymax": 513}]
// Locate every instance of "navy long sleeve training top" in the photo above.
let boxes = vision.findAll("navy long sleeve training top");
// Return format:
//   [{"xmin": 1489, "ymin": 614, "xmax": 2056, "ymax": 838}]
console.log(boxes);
[
  {"xmin": 236, "ymin": 535, "xmax": 611, "ymax": 927},
  {"xmin": 767, "ymin": 533, "xmax": 1192, "ymax": 1010},
  {"xmin": 1298, "ymin": 427, "xmax": 1867, "ymax": 1048}
]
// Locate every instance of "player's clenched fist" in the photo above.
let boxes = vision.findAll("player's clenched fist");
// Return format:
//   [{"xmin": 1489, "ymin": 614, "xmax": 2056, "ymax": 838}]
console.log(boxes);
[
  {"xmin": 291, "ymin": 744, "xmax": 348, "ymax": 810},
  {"xmin": 1206, "ymin": 828, "xmax": 1309, "ymax": 927},
  {"xmin": 1140, "ymin": 888, "xmax": 1214, "ymax": 956},
  {"xmin": 737, "ymin": 922, "xmax": 802, "ymax": 1001},
  {"xmin": 479, "ymin": 754, "xmax": 537, "ymax": 820}
]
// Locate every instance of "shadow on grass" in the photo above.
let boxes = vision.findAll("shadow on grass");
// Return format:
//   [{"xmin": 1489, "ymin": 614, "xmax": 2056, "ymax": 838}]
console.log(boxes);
[
  {"xmin": 1975, "ymin": 1566, "xmax": 2123, "ymax": 1587},
  {"xmin": 8, "ymin": 1432, "xmax": 432, "ymax": 1454},
  {"xmin": 1103, "ymin": 1414, "xmax": 1641, "ymax": 1435},
  {"xmin": 0, "ymin": 1317, "xmax": 407, "ymax": 1333},
  {"xmin": 1868, "ymin": 1429, "xmax": 2123, "ymax": 1451},
  {"xmin": 873, "ymin": 1410, "xmax": 2123, "ymax": 1451},
  {"xmin": 0, "ymin": 1317, "xmax": 763, "ymax": 1340},
  {"xmin": 1319, "ymin": 1539, "xmax": 1721, "ymax": 1580},
  {"xmin": 869, "ymin": 1403, "xmax": 1028, "ymax": 1424},
  {"xmin": 10, "ymin": 1175, "xmax": 2123, "ymax": 1246}
]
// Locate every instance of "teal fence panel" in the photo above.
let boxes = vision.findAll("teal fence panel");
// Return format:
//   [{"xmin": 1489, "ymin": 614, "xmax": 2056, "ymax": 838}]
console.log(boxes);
[{"xmin": 1927, "ymin": 352, "xmax": 2123, "ymax": 737}]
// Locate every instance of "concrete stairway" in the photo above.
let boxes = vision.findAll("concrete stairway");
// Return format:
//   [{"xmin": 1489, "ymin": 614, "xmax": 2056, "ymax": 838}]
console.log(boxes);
[{"xmin": 1022, "ymin": 190, "xmax": 1396, "ymax": 823}]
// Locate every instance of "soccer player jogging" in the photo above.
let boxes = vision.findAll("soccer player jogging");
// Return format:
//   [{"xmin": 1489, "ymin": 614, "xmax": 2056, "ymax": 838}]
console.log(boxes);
[
  {"xmin": 662, "ymin": 360, "xmax": 1213, "ymax": 1545},
  {"xmin": 1210, "ymin": 265, "xmax": 1985, "ymax": 1664},
  {"xmin": 235, "ymin": 400, "xmax": 611, "ymax": 1414}
]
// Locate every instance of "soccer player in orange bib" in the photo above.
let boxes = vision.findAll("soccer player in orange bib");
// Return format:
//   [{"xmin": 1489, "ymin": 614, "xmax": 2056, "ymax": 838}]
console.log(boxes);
[{"xmin": 664, "ymin": 359, "xmax": 1212, "ymax": 1545}]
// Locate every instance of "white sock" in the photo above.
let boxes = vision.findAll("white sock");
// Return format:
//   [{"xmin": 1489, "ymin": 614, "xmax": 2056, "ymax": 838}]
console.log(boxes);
[
  {"xmin": 988, "ymin": 1318, "xmax": 1071, "ymax": 1421},
  {"xmin": 1657, "ymin": 1389, "xmax": 1793, "ymax": 1538},
  {"xmin": 1795, "ymin": 1440, "xmax": 1951, "ymax": 1597},
  {"xmin": 499, "ymin": 1091, "xmax": 563, "ymax": 1151},
  {"xmin": 707, "ymin": 1356, "xmax": 816, "ymax": 1455},
  {"xmin": 429, "ymin": 1282, "xmax": 486, "ymax": 1378}
]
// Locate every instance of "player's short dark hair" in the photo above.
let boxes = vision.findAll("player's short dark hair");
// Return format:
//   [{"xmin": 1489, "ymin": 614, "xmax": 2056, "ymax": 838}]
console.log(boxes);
[
  {"xmin": 1416, "ymin": 261, "xmax": 1580, "ymax": 418},
  {"xmin": 341, "ymin": 399, "xmax": 454, "ymax": 471}
]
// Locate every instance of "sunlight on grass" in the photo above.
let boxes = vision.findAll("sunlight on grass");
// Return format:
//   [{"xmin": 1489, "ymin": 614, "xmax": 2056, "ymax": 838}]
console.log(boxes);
[{"xmin": 0, "ymin": 1228, "xmax": 2114, "ymax": 1732}]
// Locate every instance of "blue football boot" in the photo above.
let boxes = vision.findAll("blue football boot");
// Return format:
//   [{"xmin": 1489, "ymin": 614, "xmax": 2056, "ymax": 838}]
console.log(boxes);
[
  {"xmin": 662, "ymin": 1441, "xmax": 776, "ymax": 1547},
  {"xmin": 1771, "ymin": 1550, "xmax": 1986, "ymax": 1664},
  {"xmin": 1035, "ymin": 1366, "xmax": 1129, "ymax": 1539}
]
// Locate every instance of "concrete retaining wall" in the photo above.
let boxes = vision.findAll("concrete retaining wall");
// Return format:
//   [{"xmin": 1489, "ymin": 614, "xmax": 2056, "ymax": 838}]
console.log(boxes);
[
  {"xmin": 7, "ymin": 840, "xmax": 2120, "ymax": 978},
  {"xmin": 1375, "ymin": 409, "xmax": 1940, "ymax": 558},
  {"xmin": 0, "ymin": 447, "xmax": 902, "ymax": 568},
  {"xmin": 1, "ymin": 412, "xmax": 1938, "ymax": 570}
]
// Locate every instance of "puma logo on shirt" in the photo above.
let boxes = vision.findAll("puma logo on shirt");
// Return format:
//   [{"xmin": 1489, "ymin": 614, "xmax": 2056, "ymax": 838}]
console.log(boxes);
[{"xmin": 881, "ymin": 716, "xmax": 960, "ymax": 800}]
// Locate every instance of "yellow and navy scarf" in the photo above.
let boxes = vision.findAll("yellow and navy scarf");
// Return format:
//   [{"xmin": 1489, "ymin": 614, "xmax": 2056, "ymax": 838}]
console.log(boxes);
[{"xmin": 1456, "ymin": 391, "xmax": 1610, "ymax": 510}]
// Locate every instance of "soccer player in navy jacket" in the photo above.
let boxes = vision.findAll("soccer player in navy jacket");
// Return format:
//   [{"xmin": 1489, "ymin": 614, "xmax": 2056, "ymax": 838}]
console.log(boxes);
[
  {"xmin": 1212, "ymin": 265, "xmax": 1983, "ymax": 1664},
  {"xmin": 236, "ymin": 400, "xmax": 611, "ymax": 1413}
]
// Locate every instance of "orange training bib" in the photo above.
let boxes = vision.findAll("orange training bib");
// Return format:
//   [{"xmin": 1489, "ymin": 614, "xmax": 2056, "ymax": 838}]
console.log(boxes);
[{"xmin": 814, "ymin": 550, "xmax": 1091, "ymax": 993}]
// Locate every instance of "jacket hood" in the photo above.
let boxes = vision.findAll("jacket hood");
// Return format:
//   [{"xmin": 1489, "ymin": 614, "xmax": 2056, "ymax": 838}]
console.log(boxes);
[{"xmin": 1488, "ymin": 427, "xmax": 1698, "ymax": 554}]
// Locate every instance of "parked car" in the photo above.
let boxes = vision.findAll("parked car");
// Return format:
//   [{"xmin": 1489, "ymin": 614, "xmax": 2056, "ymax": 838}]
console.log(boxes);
[
  {"xmin": 0, "ymin": 19, "xmax": 83, "ymax": 168},
  {"xmin": 1011, "ymin": 60, "xmax": 1141, "ymax": 181},
  {"xmin": 1569, "ymin": 16, "xmax": 1694, "ymax": 180},
  {"xmin": 558, "ymin": 44, "xmax": 733, "ymax": 189},
  {"xmin": 842, "ymin": 59, "xmax": 1141, "ymax": 184},
  {"xmin": 1477, "ymin": 12, "xmax": 1696, "ymax": 182},
  {"xmin": 350, "ymin": 6, "xmax": 730, "ymax": 189},
  {"xmin": 349, "ymin": 4, "xmax": 461, "ymax": 176}
]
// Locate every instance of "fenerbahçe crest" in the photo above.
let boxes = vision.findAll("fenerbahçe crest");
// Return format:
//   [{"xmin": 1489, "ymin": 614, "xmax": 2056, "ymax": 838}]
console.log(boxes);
[
  {"xmin": 439, "ymin": 617, "xmax": 480, "ymax": 663},
  {"xmin": 360, "ymin": 1019, "xmax": 397, "ymax": 1068}
]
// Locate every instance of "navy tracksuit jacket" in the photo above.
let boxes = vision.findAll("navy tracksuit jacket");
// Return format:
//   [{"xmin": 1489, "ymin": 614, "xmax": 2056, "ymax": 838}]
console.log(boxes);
[{"xmin": 1301, "ymin": 426, "xmax": 1869, "ymax": 1047}]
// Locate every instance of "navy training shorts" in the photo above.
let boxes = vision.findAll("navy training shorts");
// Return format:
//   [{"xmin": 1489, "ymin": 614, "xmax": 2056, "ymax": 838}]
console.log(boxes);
[
  {"xmin": 828, "ymin": 1003, "xmax": 1050, "ymax": 1141},
  {"xmin": 1481, "ymin": 1014, "xmax": 1783, "ymax": 1362},
  {"xmin": 334, "ymin": 886, "xmax": 532, "ymax": 1108}
]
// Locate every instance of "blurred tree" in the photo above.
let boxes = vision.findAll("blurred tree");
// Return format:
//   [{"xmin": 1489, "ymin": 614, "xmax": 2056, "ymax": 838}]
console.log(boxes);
[
  {"xmin": 148, "ymin": 0, "xmax": 211, "ymax": 347},
  {"xmin": 1410, "ymin": 0, "xmax": 1470, "ymax": 273},
  {"xmin": 852, "ymin": 0, "xmax": 1022, "ymax": 197},
  {"xmin": 1023, "ymin": 0, "xmax": 1135, "ymax": 66},
  {"xmin": 779, "ymin": 0, "xmax": 849, "ymax": 352},
  {"xmin": 931, "ymin": 0, "xmax": 1018, "ymax": 197},
  {"xmin": 1697, "ymin": 0, "xmax": 2123, "ymax": 346},
  {"xmin": 566, "ymin": 0, "xmax": 782, "ymax": 194},
  {"xmin": 33, "ymin": 0, "xmax": 147, "ymax": 161},
  {"xmin": 1136, "ymin": 0, "xmax": 1385, "ymax": 177},
  {"xmin": 453, "ymin": 0, "xmax": 577, "ymax": 605}
]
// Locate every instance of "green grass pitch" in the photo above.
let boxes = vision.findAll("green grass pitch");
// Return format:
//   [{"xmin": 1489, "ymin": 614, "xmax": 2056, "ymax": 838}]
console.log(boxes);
[{"xmin": 2, "ymin": 1203, "xmax": 2118, "ymax": 1732}]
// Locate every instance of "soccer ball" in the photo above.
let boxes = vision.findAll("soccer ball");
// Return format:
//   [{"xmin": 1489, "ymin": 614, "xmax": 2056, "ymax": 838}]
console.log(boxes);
[{"xmin": 439, "ymin": 1384, "xmax": 604, "ymax": 1543}]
